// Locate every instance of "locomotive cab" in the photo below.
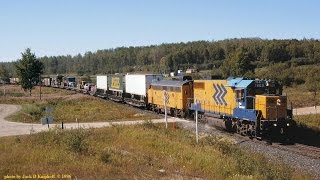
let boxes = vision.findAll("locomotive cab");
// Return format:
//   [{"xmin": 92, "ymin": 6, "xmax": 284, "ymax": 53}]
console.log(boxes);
[{"xmin": 233, "ymin": 79, "xmax": 294, "ymax": 137}]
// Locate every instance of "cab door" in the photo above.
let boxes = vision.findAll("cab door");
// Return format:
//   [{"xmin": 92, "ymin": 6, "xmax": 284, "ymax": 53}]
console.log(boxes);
[{"xmin": 236, "ymin": 89, "xmax": 246, "ymax": 109}]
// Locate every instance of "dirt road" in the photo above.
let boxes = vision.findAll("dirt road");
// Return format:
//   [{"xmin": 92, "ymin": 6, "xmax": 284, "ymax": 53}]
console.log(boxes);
[
  {"xmin": 0, "ymin": 104, "xmax": 187, "ymax": 137},
  {"xmin": 293, "ymin": 106, "xmax": 320, "ymax": 115}
]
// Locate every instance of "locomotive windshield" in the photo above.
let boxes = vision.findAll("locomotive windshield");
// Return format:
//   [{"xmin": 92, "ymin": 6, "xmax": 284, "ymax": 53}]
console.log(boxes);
[{"xmin": 247, "ymin": 80, "xmax": 282, "ymax": 96}]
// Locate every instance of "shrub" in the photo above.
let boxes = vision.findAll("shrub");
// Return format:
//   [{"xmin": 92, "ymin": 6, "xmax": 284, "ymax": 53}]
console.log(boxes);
[
  {"xmin": 63, "ymin": 129, "xmax": 90, "ymax": 154},
  {"xmin": 141, "ymin": 120, "xmax": 158, "ymax": 129},
  {"xmin": 100, "ymin": 149, "xmax": 112, "ymax": 164}
]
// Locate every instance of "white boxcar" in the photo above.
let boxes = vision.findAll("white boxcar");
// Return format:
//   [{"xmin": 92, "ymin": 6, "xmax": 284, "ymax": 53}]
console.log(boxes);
[
  {"xmin": 125, "ymin": 74, "xmax": 163, "ymax": 97},
  {"xmin": 96, "ymin": 75, "xmax": 108, "ymax": 91}
]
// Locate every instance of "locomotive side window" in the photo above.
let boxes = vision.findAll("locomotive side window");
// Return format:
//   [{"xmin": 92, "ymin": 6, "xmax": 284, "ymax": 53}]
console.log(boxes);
[
  {"xmin": 194, "ymin": 82, "xmax": 204, "ymax": 89},
  {"xmin": 174, "ymin": 87, "xmax": 181, "ymax": 92},
  {"xmin": 236, "ymin": 89, "xmax": 245, "ymax": 102}
]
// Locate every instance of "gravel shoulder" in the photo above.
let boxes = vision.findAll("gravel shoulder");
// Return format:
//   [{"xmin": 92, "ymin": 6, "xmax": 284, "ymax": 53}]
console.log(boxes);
[{"xmin": 293, "ymin": 106, "xmax": 320, "ymax": 115}]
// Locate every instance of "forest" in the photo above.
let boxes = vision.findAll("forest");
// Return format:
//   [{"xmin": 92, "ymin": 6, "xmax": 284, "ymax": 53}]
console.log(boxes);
[{"xmin": 1, "ymin": 38, "xmax": 320, "ymax": 86}]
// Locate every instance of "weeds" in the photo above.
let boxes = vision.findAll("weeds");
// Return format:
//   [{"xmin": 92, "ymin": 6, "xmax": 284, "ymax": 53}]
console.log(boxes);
[
  {"xmin": 63, "ymin": 129, "xmax": 90, "ymax": 154},
  {"xmin": 100, "ymin": 149, "xmax": 112, "ymax": 164},
  {"xmin": 284, "ymin": 84, "xmax": 320, "ymax": 108},
  {"xmin": 294, "ymin": 114, "xmax": 320, "ymax": 129},
  {"xmin": 291, "ymin": 114, "xmax": 320, "ymax": 147},
  {"xmin": 52, "ymin": 97, "xmax": 158, "ymax": 123},
  {"xmin": 141, "ymin": 120, "xmax": 158, "ymax": 129},
  {"xmin": 14, "ymin": 137, "xmax": 21, "ymax": 144},
  {"xmin": 0, "ymin": 125, "xmax": 309, "ymax": 179},
  {"xmin": 6, "ymin": 95, "xmax": 158, "ymax": 124}
]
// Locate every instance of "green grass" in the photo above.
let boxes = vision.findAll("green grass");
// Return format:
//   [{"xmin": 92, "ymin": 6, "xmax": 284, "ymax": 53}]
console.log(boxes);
[
  {"xmin": 52, "ymin": 96, "xmax": 158, "ymax": 123},
  {"xmin": 2, "ymin": 85, "xmax": 158, "ymax": 123},
  {"xmin": 38, "ymin": 86, "xmax": 75, "ymax": 95},
  {"xmin": 294, "ymin": 114, "xmax": 320, "ymax": 130},
  {"xmin": 0, "ymin": 91, "xmax": 24, "ymax": 97},
  {"xmin": 0, "ymin": 124, "xmax": 309, "ymax": 179},
  {"xmin": 7, "ymin": 96, "xmax": 158, "ymax": 123},
  {"xmin": 293, "ymin": 114, "xmax": 320, "ymax": 146},
  {"xmin": 9, "ymin": 104, "xmax": 45, "ymax": 123}
]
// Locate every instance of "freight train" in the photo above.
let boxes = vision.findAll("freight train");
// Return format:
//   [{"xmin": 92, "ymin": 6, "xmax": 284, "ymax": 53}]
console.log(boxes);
[{"xmin": 42, "ymin": 74, "xmax": 295, "ymax": 139}]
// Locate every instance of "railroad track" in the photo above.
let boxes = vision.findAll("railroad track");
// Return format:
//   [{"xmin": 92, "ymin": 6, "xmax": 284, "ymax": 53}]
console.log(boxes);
[
  {"xmin": 232, "ymin": 133, "xmax": 320, "ymax": 159},
  {"xmin": 277, "ymin": 143, "xmax": 320, "ymax": 159}
]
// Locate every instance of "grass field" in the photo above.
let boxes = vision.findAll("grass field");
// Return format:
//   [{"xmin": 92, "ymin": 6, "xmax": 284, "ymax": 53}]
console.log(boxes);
[
  {"xmin": 284, "ymin": 84, "xmax": 320, "ymax": 108},
  {"xmin": 0, "ymin": 85, "xmax": 75, "ymax": 104},
  {"xmin": 2, "ymin": 85, "xmax": 158, "ymax": 123},
  {"xmin": 293, "ymin": 114, "xmax": 320, "ymax": 146},
  {"xmin": 0, "ymin": 124, "xmax": 309, "ymax": 179},
  {"xmin": 294, "ymin": 114, "xmax": 320, "ymax": 130},
  {"xmin": 7, "ymin": 96, "xmax": 158, "ymax": 123}
]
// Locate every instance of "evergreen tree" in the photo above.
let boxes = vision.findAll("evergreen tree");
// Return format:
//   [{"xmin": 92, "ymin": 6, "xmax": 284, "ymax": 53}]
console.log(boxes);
[
  {"xmin": 15, "ymin": 48, "xmax": 44, "ymax": 95},
  {"xmin": 0, "ymin": 64, "xmax": 10, "ymax": 83}
]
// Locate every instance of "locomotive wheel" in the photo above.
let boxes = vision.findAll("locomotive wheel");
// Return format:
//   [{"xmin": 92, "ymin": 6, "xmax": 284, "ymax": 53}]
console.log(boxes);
[
  {"xmin": 170, "ymin": 108, "xmax": 174, "ymax": 116},
  {"xmin": 174, "ymin": 109, "xmax": 178, "ymax": 117},
  {"xmin": 184, "ymin": 110, "xmax": 190, "ymax": 119},
  {"xmin": 236, "ymin": 124, "xmax": 241, "ymax": 134},
  {"xmin": 180, "ymin": 111, "xmax": 185, "ymax": 118}
]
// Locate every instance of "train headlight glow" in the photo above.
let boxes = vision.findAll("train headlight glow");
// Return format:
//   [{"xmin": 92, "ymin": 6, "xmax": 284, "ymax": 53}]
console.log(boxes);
[
  {"xmin": 287, "ymin": 123, "xmax": 290, "ymax": 126},
  {"xmin": 273, "ymin": 124, "xmax": 277, "ymax": 127}
]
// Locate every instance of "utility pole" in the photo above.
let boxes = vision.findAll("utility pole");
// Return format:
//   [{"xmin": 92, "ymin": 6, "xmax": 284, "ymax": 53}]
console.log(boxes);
[
  {"xmin": 164, "ymin": 91, "xmax": 168, "ymax": 129},
  {"xmin": 39, "ymin": 74, "xmax": 42, "ymax": 100},
  {"xmin": 2, "ymin": 81, "xmax": 5, "ymax": 96},
  {"xmin": 195, "ymin": 99, "xmax": 199, "ymax": 144}
]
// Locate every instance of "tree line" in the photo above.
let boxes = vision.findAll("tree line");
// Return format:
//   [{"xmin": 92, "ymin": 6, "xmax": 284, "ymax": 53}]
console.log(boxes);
[{"xmin": 1, "ymin": 38, "xmax": 320, "ymax": 86}]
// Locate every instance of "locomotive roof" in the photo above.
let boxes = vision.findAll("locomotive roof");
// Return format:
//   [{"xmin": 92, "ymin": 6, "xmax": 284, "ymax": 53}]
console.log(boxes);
[
  {"xmin": 234, "ymin": 80, "xmax": 254, "ymax": 88},
  {"xmin": 126, "ymin": 73, "xmax": 162, "ymax": 76},
  {"xmin": 151, "ymin": 80, "xmax": 190, "ymax": 87},
  {"xmin": 227, "ymin": 78, "xmax": 254, "ymax": 88}
]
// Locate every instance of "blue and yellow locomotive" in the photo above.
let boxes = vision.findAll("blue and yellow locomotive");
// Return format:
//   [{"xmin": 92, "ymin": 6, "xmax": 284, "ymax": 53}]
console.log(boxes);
[{"xmin": 190, "ymin": 77, "xmax": 294, "ymax": 138}]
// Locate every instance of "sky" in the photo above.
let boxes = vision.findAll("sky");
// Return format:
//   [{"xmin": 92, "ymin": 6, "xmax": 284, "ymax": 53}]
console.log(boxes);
[{"xmin": 0, "ymin": 0, "xmax": 319, "ymax": 62}]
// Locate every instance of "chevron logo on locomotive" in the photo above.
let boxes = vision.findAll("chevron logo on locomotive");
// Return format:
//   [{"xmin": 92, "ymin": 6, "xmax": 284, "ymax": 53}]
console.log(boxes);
[{"xmin": 212, "ymin": 83, "xmax": 227, "ymax": 106}]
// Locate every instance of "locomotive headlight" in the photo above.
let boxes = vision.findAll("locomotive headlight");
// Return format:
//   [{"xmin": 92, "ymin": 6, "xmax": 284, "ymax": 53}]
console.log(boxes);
[
  {"xmin": 273, "ymin": 124, "xmax": 277, "ymax": 127},
  {"xmin": 277, "ymin": 99, "xmax": 281, "ymax": 106},
  {"xmin": 287, "ymin": 123, "xmax": 290, "ymax": 126}
]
